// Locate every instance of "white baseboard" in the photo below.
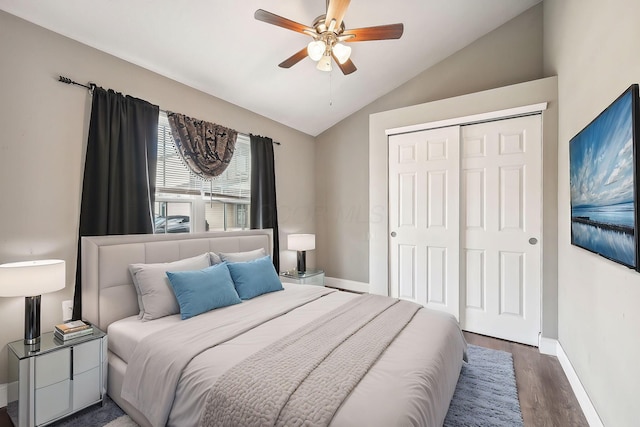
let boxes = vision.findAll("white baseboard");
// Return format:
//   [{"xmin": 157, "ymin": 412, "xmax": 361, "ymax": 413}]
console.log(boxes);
[
  {"xmin": 555, "ymin": 342, "xmax": 604, "ymax": 427},
  {"xmin": 324, "ymin": 277, "xmax": 369, "ymax": 294},
  {"xmin": 538, "ymin": 336, "xmax": 558, "ymax": 355},
  {"xmin": 0, "ymin": 382, "xmax": 7, "ymax": 408}
]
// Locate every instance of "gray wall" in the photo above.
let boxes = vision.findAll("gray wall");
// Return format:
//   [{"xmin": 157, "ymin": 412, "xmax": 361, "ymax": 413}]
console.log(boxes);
[
  {"xmin": 0, "ymin": 10, "xmax": 316, "ymax": 384},
  {"xmin": 315, "ymin": 4, "xmax": 544, "ymax": 282},
  {"xmin": 544, "ymin": 0, "xmax": 640, "ymax": 425}
]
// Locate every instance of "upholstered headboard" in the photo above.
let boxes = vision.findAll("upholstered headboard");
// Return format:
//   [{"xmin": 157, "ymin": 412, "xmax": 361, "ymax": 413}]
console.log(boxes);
[{"xmin": 81, "ymin": 230, "xmax": 273, "ymax": 331}]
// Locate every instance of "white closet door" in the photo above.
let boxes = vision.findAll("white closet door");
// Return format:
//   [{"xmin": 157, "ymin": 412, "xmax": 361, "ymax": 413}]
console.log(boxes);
[
  {"xmin": 389, "ymin": 126, "xmax": 460, "ymax": 319},
  {"xmin": 461, "ymin": 114, "xmax": 541, "ymax": 345}
]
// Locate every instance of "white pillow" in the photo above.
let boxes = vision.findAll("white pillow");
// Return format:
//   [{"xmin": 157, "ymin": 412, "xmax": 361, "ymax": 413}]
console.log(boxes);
[
  {"xmin": 217, "ymin": 248, "xmax": 267, "ymax": 263},
  {"xmin": 209, "ymin": 252, "xmax": 222, "ymax": 265},
  {"xmin": 129, "ymin": 253, "xmax": 210, "ymax": 321}
]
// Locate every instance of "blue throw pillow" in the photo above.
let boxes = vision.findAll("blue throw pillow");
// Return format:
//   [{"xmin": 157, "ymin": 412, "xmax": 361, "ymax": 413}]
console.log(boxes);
[
  {"xmin": 166, "ymin": 263, "xmax": 241, "ymax": 320},
  {"xmin": 226, "ymin": 255, "xmax": 284, "ymax": 300}
]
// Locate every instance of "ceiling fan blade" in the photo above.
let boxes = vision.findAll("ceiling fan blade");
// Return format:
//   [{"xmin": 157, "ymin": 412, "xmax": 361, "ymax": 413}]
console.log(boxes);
[
  {"xmin": 254, "ymin": 9, "xmax": 314, "ymax": 35},
  {"xmin": 343, "ymin": 23, "xmax": 404, "ymax": 42},
  {"xmin": 279, "ymin": 47, "xmax": 309, "ymax": 68},
  {"xmin": 325, "ymin": 0, "xmax": 351, "ymax": 31},
  {"xmin": 332, "ymin": 53, "xmax": 357, "ymax": 75}
]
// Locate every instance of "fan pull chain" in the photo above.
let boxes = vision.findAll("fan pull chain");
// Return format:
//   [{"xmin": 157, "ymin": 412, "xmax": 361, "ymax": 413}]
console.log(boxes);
[{"xmin": 329, "ymin": 70, "xmax": 333, "ymax": 107}]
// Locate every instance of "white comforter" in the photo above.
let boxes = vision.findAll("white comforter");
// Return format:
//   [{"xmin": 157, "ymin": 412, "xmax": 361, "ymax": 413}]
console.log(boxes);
[{"xmin": 113, "ymin": 285, "xmax": 466, "ymax": 427}]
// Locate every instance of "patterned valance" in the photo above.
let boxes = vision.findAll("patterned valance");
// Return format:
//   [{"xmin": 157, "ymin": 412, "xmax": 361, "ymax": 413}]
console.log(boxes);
[{"xmin": 166, "ymin": 112, "xmax": 238, "ymax": 179}]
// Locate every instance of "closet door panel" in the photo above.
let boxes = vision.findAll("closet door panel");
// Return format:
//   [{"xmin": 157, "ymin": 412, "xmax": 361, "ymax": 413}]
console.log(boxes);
[
  {"xmin": 461, "ymin": 114, "xmax": 541, "ymax": 346},
  {"xmin": 389, "ymin": 127, "xmax": 460, "ymax": 318}
]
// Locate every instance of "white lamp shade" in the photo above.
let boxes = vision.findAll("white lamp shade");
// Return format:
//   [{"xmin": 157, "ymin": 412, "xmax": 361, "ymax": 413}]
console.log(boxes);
[
  {"xmin": 316, "ymin": 55, "xmax": 332, "ymax": 72},
  {"xmin": 288, "ymin": 234, "xmax": 316, "ymax": 251},
  {"xmin": 307, "ymin": 40, "xmax": 326, "ymax": 61},
  {"xmin": 332, "ymin": 43, "xmax": 352, "ymax": 64},
  {"xmin": 0, "ymin": 259, "xmax": 66, "ymax": 297}
]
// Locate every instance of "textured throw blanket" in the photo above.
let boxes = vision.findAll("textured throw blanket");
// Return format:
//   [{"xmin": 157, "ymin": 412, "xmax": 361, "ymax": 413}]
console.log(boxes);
[{"xmin": 199, "ymin": 294, "xmax": 421, "ymax": 427}]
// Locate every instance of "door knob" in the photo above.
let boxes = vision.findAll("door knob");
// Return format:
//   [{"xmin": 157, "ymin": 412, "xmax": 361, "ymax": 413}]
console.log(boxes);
[
  {"xmin": 529, "ymin": 237, "xmax": 538, "ymax": 245},
  {"xmin": 391, "ymin": 231, "xmax": 397, "ymax": 237}
]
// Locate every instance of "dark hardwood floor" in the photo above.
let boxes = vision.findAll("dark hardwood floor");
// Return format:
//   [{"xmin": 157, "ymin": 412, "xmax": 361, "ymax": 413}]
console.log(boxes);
[
  {"xmin": 0, "ymin": 332, "xmax": 588, "ymax": 427},
  {"xmin": 0, "ymin": 408, "xmax": 8, "ymax": 427},
  {"xmin": 464, "ymin": 331, "xmax": 589, "ymax": 427}
]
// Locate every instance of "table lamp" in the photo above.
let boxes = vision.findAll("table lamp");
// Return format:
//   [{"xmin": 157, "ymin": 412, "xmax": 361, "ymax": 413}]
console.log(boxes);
[
  {"xmin": 0, "ymin": 259, "xmax": 66, "ymax": 344},
  {"xmin": 288, "ymin": 234, "xmax": 315, "ymax": 273}
]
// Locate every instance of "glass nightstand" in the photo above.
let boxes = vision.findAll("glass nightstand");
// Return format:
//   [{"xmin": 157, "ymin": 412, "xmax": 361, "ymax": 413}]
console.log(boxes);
[
  {"xmin": 7, "ymin": 328, "xmax": 108, "ymax": 427},
  {"xmin": 280, "ymin": 269, "xmax": 325, "ymax": 286}
]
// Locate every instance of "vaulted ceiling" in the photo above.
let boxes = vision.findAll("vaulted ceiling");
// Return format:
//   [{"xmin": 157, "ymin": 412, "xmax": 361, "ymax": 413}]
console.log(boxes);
[{"xmin": 0, "ymin": 0, "xmax": 541, "ymax": 136}]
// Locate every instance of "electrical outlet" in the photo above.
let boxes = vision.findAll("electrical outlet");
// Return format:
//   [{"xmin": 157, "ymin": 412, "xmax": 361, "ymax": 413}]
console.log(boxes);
[{"xmin": 62, "ymin": 300, "xmax": 73, "ymax": 322}]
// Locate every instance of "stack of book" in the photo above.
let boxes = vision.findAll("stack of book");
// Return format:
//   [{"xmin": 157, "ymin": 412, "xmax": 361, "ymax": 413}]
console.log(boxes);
[{"xmin": 54, "ymin": 320, "xmax": 93, "ymax": 341}]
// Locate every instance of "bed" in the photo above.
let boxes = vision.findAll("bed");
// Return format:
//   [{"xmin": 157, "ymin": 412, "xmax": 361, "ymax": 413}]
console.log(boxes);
[{"xmin": 81, "ymin": 230, "xmax": 466, "ymax": 427}]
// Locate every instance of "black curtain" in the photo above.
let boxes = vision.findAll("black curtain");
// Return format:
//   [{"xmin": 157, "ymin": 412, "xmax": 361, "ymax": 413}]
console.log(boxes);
[
  {"xmin": 73, "ymin": 87, "xmax": 159, "ymax": 319},
  {"xmin": 250, "ymin": 134, "xmax": 280, "ymax": 271}
]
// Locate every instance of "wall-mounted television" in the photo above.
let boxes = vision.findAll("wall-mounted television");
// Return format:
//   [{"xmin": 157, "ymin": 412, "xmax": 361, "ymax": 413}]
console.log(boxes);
[{"xmin": 570, "ymin": 84, "xmax": 640, "ymax": 270}]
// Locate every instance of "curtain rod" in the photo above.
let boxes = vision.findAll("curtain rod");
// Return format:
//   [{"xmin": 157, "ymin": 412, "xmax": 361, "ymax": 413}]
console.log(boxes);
[
  {"xmin": 57, "ymin": 75, "xmax": 281, "ymax": 145},
  {"xmin": 58, "ymin": 76, "xmax": 94, "ymax": 90}
]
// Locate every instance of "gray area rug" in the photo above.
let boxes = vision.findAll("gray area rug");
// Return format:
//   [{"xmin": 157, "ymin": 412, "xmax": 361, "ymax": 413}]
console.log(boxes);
[
  {"xmin": 444, "ymin": 344, "xmax": 524, "ymax": 427},
  {"xmin": 50, "ymin": 344, "xmax": 522, "ymax": 427},
  {"xmin": 46, "ymin": 396, "xmax": 135, "ymax": 427}
]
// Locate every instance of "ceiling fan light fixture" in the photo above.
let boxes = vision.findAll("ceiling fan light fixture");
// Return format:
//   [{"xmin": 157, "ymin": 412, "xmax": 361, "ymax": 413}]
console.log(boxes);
[
  {"xmin": 332, "ymin": 43, "xmax": 352, "ymax": 64},
  {"xmin": 307, "ymin": 40, "xmax": 326, "ymax": 61},
  {"xmin": 254, "ymin": 2, "xmax": 404, "ymax": 75},
  {"xmin": 316, "ymin": 54, "xmax": 333, "ymax": 72}
]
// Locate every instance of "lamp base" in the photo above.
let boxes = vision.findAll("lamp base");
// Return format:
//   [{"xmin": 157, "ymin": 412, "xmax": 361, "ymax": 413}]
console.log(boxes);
[
  {"xmin": 296, "ymin": 251, "xmax": 307, "ymax": 273},
  {"xmin": 24, "ymin": 295, "xmax": 41, "ymax": 345}
]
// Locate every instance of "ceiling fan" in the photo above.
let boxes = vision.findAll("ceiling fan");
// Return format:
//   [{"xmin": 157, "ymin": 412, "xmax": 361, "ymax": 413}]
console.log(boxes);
[{"xmin": 254, "ymin": 0, "xmax": 404, "ymax": 75}]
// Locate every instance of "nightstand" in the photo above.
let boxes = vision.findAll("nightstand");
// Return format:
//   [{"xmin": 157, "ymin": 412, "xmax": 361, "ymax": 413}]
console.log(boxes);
[
  {"xmin": 280, "ymin": 269, "xmax": 325, "ymax": 286},
  {"xmin": 6, "ymin": 328, "xmax": 107, "ymax": 427}
]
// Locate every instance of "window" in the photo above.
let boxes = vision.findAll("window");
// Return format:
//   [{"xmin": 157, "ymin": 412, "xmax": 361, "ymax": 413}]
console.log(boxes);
[
  {"xmin": 154, "ymin": 112, "xmax": 251, "ymax": 233},
  {"xmin": 153, "ymin": 201, "xmax": 192, "ymax": 233}
]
